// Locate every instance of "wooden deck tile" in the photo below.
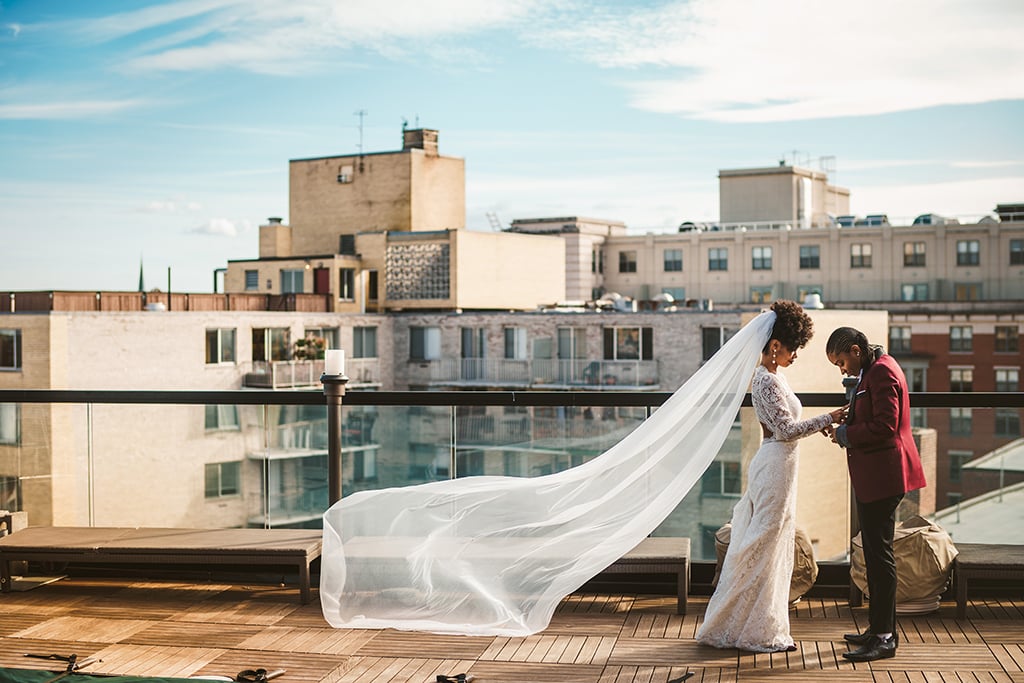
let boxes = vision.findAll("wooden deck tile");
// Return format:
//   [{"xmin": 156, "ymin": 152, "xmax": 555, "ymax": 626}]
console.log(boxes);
[
  {"xmin": 126, "ymin": 621, "xmax": 265, "ymax": 648},
  {"xmin": 351, "ymin": 629, "xmax": 492, "ymax": 659},
  {"xmin": 1, "ymin": 580, "xmax": 1023, "ymax": 683},
  {"xmin": 86, "ymin": 643, "xmax": 225, "ymax": 678},
  {"xmin": 14, "ymin": 615, "xmax": 157, "ymax": 643},
  {"xmin": 194, "ymin": 649, "xmax": 347, "ymax": 683}
]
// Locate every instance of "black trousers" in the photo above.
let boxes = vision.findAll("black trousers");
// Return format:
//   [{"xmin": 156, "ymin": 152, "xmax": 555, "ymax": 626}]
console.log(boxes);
[{"xmin": 857, "ymin": 493, "xmax": 904, "ymax": 635}]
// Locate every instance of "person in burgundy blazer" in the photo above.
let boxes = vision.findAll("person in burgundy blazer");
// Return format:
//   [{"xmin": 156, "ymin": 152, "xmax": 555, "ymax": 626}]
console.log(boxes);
[{"xmin": 824, "ymin": 326, "xmax": 927, "ymax": 663}]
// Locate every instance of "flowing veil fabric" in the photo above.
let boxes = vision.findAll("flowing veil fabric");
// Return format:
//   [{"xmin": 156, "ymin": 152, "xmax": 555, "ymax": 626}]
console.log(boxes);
[{"xmin": 321, "ymin": 310, "xmax": 776, "ymax": 636}]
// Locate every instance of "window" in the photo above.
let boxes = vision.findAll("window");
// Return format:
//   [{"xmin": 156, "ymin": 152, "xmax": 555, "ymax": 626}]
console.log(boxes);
[
  {"xmin": 954, "ymin": 283, "xmax": 982, "ymax": 301},
  {"xmin": 949, "ymin": 408, "xmax": 972, "ymax": 436},
  {"xmin": 410, "ymin": 326, "xmax": 441, "ymax": 360},
  {"xmin": 204, "ymin": 404, "xmax": 239, "ymax": 431},
  {"xmin": 752, "ymin": 246, "xmax": 772, "ymax": 270},
  {"xmin": 750, "ymin": 287, "xmax": 773, "ymax": 304},
  {"xmin": 662, "ymin": 287, "xmax": 686, "ymax": 302},
  {"xmin": 890, "ymin": 326, "xmax": 911, "ymax": 353},
  {"xmin": 701, "ymin": 460, "xmax": 741, "ymax": 496},
  {"xmin": 354, "ymin": 326, "xmax": 377, "ymax": 358},
  {"xmin": 708, "ymin": 248, "xmax": 728, "ymax": 271},
  {"xmin": 950, "ymin": 368, "xmax": 973, "ymax": 392},
  {"xmin": 205, "ymin": 328, "xmax": 236, "ymax": 364},
  {"xmin": 995, "ymin": 409, "xmax": 1021, "ymax": 438},
  {"xmin": 996, "ymin": 368, "xmax": 1020, "ymax": 392},
  {"xmin": 0, "ymin": 329, "xmax": 21, "ymax": 370},
  {"xmin": 799, "ymin": 245, "xmax": 820, "ymax": 269},
  {"xmin": 995, "ymin": 326, "xmax": 1020, "ymax": 353},
  {"xmin": 592, "ymin": 249, "xmax": 604, "ymax": 274},
  {"xmin": 956, "ymin": 240, "xmax": 980, "ymax": 266},
  {"xmin": 702, "ymin": 326, "xmax": 737, "ymax": 361},
  {"xmin": 353, "ymin": 449, "xmax": 377, "ymax": 482},
  {"xmin": 244, "ymin": 270, "xmax": 259, "ymax": 291},
  {"xmin": 1011, "ymin": 240, "xmax": 1024, "ymax": 266},
  {"xmin": 252, "ymin": 328, "xmax": 290, "ymax": 362},
  {"xmin": 558, "ymin": 327, "xmax": 587, "ymax": 361},
  {"xmin": 603, "ymin": 327, "xmax": 653, "ymax": 361},
  {"xmin": 618, "ymin": 251, "xmax": 637, "ymax": 273},
  {"xmin": 339, "ymin": 268, "xmax": 356, "ymax": 300},
  {"xmin": 663, "ymin": 249, "xmax": 683, "ymax": 272},
  {"xmin": 904, "ymin": 242, "xmax": 926, "ymax": 267},
  {"xmin": 948, "ymin": 451, "xmax": 973, "ymax": 484},
  {"xmin": 204, "ymin": 461, "xmax": 240, "ymax": 498},
  {"xmin": 851, "ymin": 243, "xmax": 872, "ymax": 268},
  {"xmin": 0, "ymin": 474, "xmax": 18, "ymax": 512},
  {"xmin": 280, "ymin": 269, "xmax": 304, "ymax": 293},
  {"xmin": 0, "ymin": 403, "xmax": 19, "ymax": 445},
  {"xmin": 796, "ymin": 286, "xmax": 823, "ymax": 303},
  {"xmin": 367, "ymin": 270, "xmax": 379, "ymax": 301},
  {"xmin": 949, "ymin": 326, "xmax": 973, "ymax": 352},
  {"xmin": 901, "ymin": 283, "xmax": 928, "ymax": 301},
  {"xmin": 504, "ymin": 327, "xmax": 528, "ymax": 360},
  {"xmin": 304, "ymin": 327, "xmax": 339, "ymax": 351}
]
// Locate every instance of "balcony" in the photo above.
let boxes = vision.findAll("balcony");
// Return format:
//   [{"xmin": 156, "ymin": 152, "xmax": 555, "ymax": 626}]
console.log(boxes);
[
  {"xmin": 409, "ymin": 358, "xmax": 660, "ymax": 389},
  {"xmin": 244, "ymin": 358, "xmax": 382, "ymax": 390},
  {"xmin": 0, "ymin": 389, "xmax": 1021, "ymax": 681}
]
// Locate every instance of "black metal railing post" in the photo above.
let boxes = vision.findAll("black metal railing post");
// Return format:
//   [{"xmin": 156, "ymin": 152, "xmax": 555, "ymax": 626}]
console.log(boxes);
[{"xmin": 321, "ymin": 371, "xmax": 350, "ymax": 505}]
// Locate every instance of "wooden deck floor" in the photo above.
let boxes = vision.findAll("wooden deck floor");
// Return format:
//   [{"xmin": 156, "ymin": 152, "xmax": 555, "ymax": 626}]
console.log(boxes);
[{"xmin": 1, "ymin": 577, "xmax": 1022, "ymax": 682}]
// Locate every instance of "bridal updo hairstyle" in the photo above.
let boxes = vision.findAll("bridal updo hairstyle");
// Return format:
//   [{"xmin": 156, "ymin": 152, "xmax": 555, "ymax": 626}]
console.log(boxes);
[{"xmin": 765, "ymin": 299, "xmax": 815, "ymax": 352}]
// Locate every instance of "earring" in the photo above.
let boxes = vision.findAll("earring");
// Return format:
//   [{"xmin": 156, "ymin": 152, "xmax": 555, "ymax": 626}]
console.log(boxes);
[{"xmin": 772, "ymin": 349, "xmax": 777, "ymax": 366}]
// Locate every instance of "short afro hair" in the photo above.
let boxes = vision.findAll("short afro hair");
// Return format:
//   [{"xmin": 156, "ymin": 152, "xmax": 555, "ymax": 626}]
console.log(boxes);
[{"xmin": 766, "ymin": 299, "xmax": 814, "ymax": 352}]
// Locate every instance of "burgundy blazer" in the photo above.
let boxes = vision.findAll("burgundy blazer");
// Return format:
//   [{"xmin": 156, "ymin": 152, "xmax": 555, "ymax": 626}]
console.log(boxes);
[{"xmin": 844, "ymin": 353, "xmax": 927, "ymax": 503}]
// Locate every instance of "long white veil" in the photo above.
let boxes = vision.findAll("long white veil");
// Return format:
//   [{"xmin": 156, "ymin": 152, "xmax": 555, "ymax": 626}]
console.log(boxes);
[{"xmin": 321, "ymin": 310, "xmax": 775, "ymax": 636}]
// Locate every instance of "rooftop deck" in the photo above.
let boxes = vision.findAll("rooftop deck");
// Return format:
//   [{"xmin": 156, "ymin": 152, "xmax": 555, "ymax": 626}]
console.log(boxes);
[{"xmin": 1, "ymin": 576, "xmax": 1021, "ymax": 682}]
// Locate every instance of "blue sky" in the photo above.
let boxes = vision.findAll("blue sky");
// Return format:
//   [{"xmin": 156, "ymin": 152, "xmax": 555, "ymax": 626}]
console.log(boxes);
[{"xmin": 2, "ymin": 0, "xmax": 1022, "ymax": 293}]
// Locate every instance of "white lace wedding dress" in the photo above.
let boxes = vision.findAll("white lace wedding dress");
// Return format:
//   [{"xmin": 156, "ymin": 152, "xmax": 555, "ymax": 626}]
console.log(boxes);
[{"xmin": 696, "ymin": 364, "xmax": 832, "ymax": 652}]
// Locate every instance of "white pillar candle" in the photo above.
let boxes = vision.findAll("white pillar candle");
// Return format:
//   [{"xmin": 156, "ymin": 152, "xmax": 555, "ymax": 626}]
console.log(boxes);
[{"xmin": 325, "ymin": 349, "xmax": 345, "ymax": 376}]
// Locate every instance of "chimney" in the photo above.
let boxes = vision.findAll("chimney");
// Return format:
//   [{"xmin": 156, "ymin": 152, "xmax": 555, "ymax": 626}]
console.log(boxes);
[{"xmin": 402, "ymin": 128, "xmax": 439, "ymax": 156}]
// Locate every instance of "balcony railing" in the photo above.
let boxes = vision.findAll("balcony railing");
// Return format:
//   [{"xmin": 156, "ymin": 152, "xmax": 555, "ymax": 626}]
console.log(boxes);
[
  {"xmin": 245, "ymin": 358, "xmax": 381, "ymax": 389},
  {"xmin": 0, "ymin": 389, "xmax": 1021, "ymax": 561},
  {"xmin": 413, "ymin": 358, "xmax": 660, "ymax": 388}
]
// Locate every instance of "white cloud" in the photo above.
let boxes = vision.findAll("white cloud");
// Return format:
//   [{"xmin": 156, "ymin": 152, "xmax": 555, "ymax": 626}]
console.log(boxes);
[
  {"xmin": 67, "ymin": 0, "xmax": 545, "ymax": 74},
  {"xmin": 6, "ymin": 23, "xmax": 21, "ymax": 37},
  {"xmin": 189, "ymin": 217, "xmax": 243, "ymax": 237},
  {"xmin": 851, "ymin": 176, "xmax": 1023, "ymax": 220},
  {"xmin": 0, "ymin": 99, "xmax": 146, "ymax": 119},
  {"xmin": 142, "ymin": 199, "xmax": 203, "ymax": 213},
  {"xmin": 536, "ymin": 0, "xmax": 1024, "ymax": 122}
]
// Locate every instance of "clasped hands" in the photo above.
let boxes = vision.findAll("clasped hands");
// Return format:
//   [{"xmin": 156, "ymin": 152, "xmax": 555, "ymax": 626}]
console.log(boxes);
[{"xmin": 821, "ymin": 406, "xmax": 848, "ymax": 444}]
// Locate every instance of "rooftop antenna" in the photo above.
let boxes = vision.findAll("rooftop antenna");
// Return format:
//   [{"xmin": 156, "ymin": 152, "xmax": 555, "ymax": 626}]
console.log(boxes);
[
  {"xmin": 486, "ymin": 212, "xmax": 503, "ymax": 231},
  {"xmin": 354, "ymin": 109, "xmax": 367, "ymax": 154}
]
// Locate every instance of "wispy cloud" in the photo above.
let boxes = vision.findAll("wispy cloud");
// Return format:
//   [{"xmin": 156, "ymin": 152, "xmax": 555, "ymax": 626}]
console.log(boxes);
[
  {"xmin": 0, "ymin": 99, "xmax": 147, "ymax": 119},
  {"xmin": 536, "ymin": 0, "xmax": 1024, "ymax": 122},
  {"xmin": 188, "ymin": 217, "xmax": 250, "ymax": 237},
  {"xmin": 141, "ymin": 199, "xmax": 203, "ymax": 213},
  {"xmin": 64, "ymin": 0, "xmax": 544, "ymax": 74},
  {"xmin": 5, "ymin": 23, "xmax": 21, "ymax": 38}
]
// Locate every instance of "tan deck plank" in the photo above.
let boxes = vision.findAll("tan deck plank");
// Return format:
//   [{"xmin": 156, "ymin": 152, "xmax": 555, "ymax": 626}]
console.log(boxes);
[
  {"xmin": 0, "ymin": 636, "xmax": 106, "ymax": 671},
  {"xmin": 351, "ymin": 629, "xmax": 492, "ymax": 659},
  {"xmin": 123, "ymin": 620, "xmax": 263, "ymax": 648},
  {"xmin": 464, "ymin": 660, "xmax": 606, "ymax": 682},
  {"xmin": 86, "ymin": 643, "xmax": 224, "ymax": 678},
  {"xmin": 197, "ymin": 649, "xmax": 349, "ymax": 682}
]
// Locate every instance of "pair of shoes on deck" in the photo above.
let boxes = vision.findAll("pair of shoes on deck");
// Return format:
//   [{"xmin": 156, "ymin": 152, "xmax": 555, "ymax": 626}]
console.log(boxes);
[{"xmin": 842, "ymin": 633, "xmax": 897, "ymax": 662}]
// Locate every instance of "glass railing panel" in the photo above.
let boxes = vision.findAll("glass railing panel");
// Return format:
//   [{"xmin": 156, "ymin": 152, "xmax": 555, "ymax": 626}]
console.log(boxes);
[
  {"xmin": 0, "ymin": 401, "xmax": 93, "ymax": 529},
  {"xmin": 925, "ymin": 406, "xmax": 1024, "ymax": 544}
]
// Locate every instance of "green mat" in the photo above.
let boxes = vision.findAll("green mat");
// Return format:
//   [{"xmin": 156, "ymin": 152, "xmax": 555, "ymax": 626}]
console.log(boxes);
[{"xmin": 0, "ymin": 670, "xmax": 203, "ymax": 683}]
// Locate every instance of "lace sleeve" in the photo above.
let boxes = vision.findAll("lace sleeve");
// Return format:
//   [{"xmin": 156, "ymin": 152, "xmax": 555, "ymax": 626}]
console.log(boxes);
[{"xmin": 752, "ymin": 369, "xmax": 831, "ymax": 442}]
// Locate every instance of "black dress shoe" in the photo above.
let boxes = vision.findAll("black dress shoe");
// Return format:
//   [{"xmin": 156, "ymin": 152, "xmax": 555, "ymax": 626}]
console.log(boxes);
[
  {"xmin": 844, "ymin": 631, "xmax": 898, "ymax": 646},
  {"xmin": 842, "ymin": 635, "xmax": 896, "ymax": 662},
  {"xmin": 843, "ymin": 631, "xmax": 873, "ymax": 645}
]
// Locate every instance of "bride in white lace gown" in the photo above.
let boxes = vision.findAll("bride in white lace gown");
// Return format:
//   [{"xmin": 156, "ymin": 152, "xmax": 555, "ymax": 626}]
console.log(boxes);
[{"xmin": 697, "ymin": 300, "xmax": 845, "ymax": 653}]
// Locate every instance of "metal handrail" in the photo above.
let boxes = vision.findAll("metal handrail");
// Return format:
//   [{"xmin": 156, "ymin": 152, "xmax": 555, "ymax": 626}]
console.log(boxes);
[{"xmin": 1, "ymin": 389, "xmax": 1022, "ymax": 408}]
